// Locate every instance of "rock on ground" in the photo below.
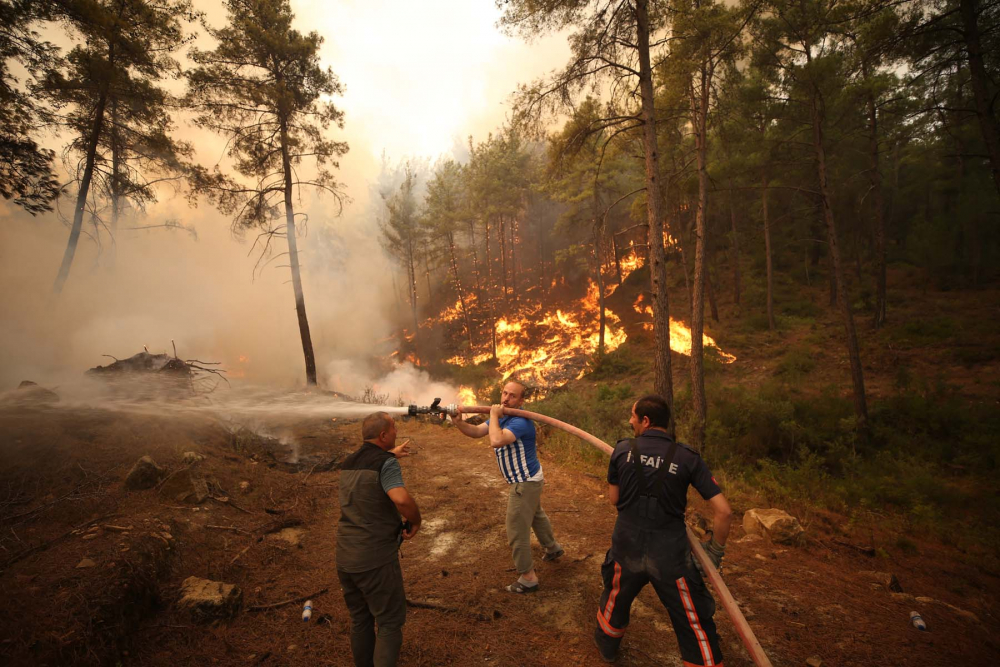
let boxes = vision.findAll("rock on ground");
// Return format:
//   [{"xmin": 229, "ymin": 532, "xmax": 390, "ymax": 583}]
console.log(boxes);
[
  {"xmin": 182, "ymin": 451, "xmax": 205, "ymax": 465},
  {"xmin": 743, "ymin": 508, "xmax": 804, "ymax": 545},
  {"xmin": 158, "ymin": 468, "xmax": 209, "ymax": 504},
  {"xmin": 266, "ymin": 527, "xmax": 305, "ymax": 547},
  {"xmin": 178, "ymin": 576, "xmax": 242, "ymax": 619},
  {"xmin": 125, "ymin": 456, "xmax": 165, "ymax": 491}
]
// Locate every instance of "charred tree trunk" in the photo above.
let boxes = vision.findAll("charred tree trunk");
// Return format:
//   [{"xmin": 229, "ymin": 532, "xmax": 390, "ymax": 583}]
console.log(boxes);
[
  {"xmin": 280, "ymin": 115, "xmax": 318, "ymax": 385},
  {"xmin": 448, "ymin": 231, "xmax": 475, "ymax": 358},
  {"xmin": 612, "ymin": 234, "xmax": 623, "ymax": 285},
  {"xmin": 728, "ymin": 179, "xmax": 741, "ymax": 307},
  {"xmin": 636, "ymin": 0, "xmax": 675, "ymax": 436},
  {"xmin": 762, "ymin": 174, "xmax": 776, "ymax": 331},
  {"xmin": 960, "ymin": 0, "xmax": 1000, "ymax": 197},
  {"xmin": 811, "ymin": 87, "xmax": 868, "ymax": 422},
  {"xmin": 54, "ymin": 87, "xmax": 109, "ymax": 294}
]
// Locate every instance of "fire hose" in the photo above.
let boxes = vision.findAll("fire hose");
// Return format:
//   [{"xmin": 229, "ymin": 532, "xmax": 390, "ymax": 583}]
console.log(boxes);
[{"xmin": 409, "ymin": 401, "xmax": 773, "ymax": 667}]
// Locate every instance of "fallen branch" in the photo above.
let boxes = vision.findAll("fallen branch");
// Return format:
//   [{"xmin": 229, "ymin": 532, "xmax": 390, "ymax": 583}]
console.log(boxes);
[
  {"xmin": 247, "ymin": 587, "xmax": 329, "ymax": 612},
  {"xmin": 834, "ymin": 539, "xmax": 876, "ymax": 557},
  {"xmin": 406, "ymin": 598, "xmax": 497, "ymax": 622},
  {"xmin": 209, "ymin": 495, "xmax": 252, "ymax": 514},
  {"xmin": 230, "ymin": 544, "xmax": 253, "ymax": 566}
]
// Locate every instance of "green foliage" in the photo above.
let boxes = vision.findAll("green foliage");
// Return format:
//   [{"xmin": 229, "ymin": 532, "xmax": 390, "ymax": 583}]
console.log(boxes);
[
  {"xmin": 587, "ymin": 344, "xmax": 645, "ymax": 381},
  {"xmin": 775, "ymin": 346, "xmax": 817, "ymax": 380}
]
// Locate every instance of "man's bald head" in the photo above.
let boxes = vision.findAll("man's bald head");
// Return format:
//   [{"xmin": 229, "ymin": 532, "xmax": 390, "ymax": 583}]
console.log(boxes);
[{"xmin": 362, "ymin": 411, "xmax": 394, "ymax": 442}]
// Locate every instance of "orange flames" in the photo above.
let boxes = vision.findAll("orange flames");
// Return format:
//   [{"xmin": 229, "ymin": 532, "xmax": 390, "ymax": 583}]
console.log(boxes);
[
  {"xmin": 447, "ymin": 279, "xmax": 628, "ymax": 387},
  {"xmin": 457, "ymin": 386, "xmax": 477, "ymax": 405},
  {"xmin": 633, "ymin": 295, "xmax": 736, "ymax": 363}
]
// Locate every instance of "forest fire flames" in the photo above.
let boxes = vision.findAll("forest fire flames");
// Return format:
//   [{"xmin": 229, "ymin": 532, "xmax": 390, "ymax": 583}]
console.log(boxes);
[
  {"xmin": 633, "ymin": 295, "xmax": 737, "ymax": 363},
  {"xmin": 444, "ymin": 279, "xmax": 628, "ymax": 387}
]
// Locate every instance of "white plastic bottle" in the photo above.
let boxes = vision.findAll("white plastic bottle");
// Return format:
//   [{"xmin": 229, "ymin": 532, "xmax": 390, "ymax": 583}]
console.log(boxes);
[
  {"xmin": 910, "ymin": 611, "xmax": 926, "ymax": 631},
  {"xmin": 302, "ymin": 600, "xmax": 312, "ymax": 622}
]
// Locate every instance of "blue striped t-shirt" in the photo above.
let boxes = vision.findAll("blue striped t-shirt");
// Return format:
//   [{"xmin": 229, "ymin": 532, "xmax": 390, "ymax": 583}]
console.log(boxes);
[{"xmin": 486, "ymin": 415, "xmax": 542, "ymax": 484}]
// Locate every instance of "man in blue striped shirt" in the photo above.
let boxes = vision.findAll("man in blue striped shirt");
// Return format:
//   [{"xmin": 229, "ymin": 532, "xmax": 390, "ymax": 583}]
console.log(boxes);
[{"xmin": 454, "ymin": 380, "xmax": 564, "ymax": 593}]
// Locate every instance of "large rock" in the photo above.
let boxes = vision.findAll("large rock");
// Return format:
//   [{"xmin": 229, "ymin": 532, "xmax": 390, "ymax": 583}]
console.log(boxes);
[
  {"xmin": 178, "ymin": 576, "xmax": 242, "ymax": 619},
  {"xmin": 158, "ymin": 468, "xmax": 209, "ymax": 504},
  {"xmin": 743, "ymin": 508, "xmax": 804, "ymax": 545},
  {"xmin": 125, "ymin": 456, "xmax": 165, "ymax": 490}
]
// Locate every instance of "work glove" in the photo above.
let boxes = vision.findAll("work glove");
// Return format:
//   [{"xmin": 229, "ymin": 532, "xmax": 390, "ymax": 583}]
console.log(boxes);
[{"xmin": 703, "ymin": 537, "xmax": 725, "ymax": 571}]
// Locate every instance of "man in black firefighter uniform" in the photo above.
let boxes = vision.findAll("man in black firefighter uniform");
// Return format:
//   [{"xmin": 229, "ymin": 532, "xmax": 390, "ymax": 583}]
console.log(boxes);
[
  {"xmin": 337, "ymin": 412, "xmax": 421, "ymax": 667},
  {"xmin": 594, "ymin": 395, "xmax": 733, "ymax": 665}
]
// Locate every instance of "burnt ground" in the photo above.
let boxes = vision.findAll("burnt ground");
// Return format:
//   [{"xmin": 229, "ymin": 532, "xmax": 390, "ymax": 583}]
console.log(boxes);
[{"xmin": 0, "ymin": 405, "xmax": 997, "ymax": 666}]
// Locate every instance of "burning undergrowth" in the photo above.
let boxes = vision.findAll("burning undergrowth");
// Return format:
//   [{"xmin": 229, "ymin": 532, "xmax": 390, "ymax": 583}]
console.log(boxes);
[{"xmin": 398, "ymin": 255, "xmax": 736, "ymax": 396}]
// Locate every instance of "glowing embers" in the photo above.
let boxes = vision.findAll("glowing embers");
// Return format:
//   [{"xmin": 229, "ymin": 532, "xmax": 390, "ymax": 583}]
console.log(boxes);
[{"xmin": 633, "ymin": 294, "xmax": 736, "ymax": 363}]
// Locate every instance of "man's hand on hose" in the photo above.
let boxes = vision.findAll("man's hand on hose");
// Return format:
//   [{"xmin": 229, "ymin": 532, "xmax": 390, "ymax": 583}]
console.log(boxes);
[
  {"xmin": 703, "ymin": 536, "xmax": 725, "ymax": 571},
  {"xmin": 390, "ymin": 438, "xmax": 412, "ymax": 458},
  {"xmin": 490, "ymin": 403, "xmax": 504, "ymax": 420}
]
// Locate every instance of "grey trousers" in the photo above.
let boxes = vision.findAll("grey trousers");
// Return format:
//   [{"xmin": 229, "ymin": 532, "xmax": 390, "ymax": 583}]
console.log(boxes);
[
  {"xmin": 506, "ymin": 480, "xmax": 561, "ymax": 574},
  {"xmin": 337, "ymin": 557, "xmax": 406, "ymax": 667}
]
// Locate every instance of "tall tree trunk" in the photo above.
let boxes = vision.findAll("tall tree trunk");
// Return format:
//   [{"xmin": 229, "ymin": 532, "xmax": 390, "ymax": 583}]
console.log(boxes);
[
  {"xmin": 689, "ymin": 62, "xmax": 710, "ymax": 451},
  {"xmin": 706, "ymin": 262, "xmax": 719, "ymax": 323},
  {"xmin": 960, "ymin": 0, "xmax": 1000, "ymax": 196},
  {"xmin": 811, "ymin": 88, "xmax": 868, "ymax": 422},
  {"xmin": 467, "ymin": 221, "xmax": 482, "ymax": 298},
  {"xmin": 280, "ymin": 116, "xmax": 318, "ymax": 385},
  {"xmin": 594, "ymin": 226, "xmax": 607, "ymax": 357},
  {"xmin": 448, "ymin": 231, "xmax": 475, "ymax": 358},
  {"xmin": 423, "ymin": 245, "xmax": 433, "ymax": 304},
  {"xmin": 728, "ymin": 179, "xmax": 741, "ymax": 306},
  {"xmin": 54, "ymin": 88, "xmax": 109, "ymax": 294},
  {"xmin": 407, "ymin": 240, "xmax": 418, "ymax": 338},
  {"xmin": 486, "ymin": 218, "xmax": 497, "ymax": 361},
  {"xmin": 762, "ymin": 174, "xmax": 776, "ymax": 330},
  {"xmin": 511, "ymin": 218, "xmax": 519, "ymax": 308},
  {"xmin": 499, "ymin": 215, "xmax": 509, "ymax": 308},
  {"xmin": 109, "ymin": 96, "xmax": 121, "ymax": 269},
  {"xmin": 636, "ymin": 0, "xmax": 675, "ymax": 435}
]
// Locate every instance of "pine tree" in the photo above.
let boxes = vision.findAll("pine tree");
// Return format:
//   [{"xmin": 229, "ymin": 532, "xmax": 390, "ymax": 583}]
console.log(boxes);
[{"xmin": 186, "ymin": 0, "xmax": 349, "ymax": 386}]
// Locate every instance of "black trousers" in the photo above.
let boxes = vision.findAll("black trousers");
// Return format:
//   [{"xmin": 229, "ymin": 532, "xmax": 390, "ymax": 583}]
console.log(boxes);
[
  {"xmin": 595, "ymin": 525, "xmax": 724, "ymax": 666},
  {"xmin": 337, "ymin": 558, "xmax": 407, "ymax": 667}
]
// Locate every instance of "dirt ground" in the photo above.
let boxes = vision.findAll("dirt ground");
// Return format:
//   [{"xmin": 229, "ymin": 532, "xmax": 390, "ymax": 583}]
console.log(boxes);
[{"xmin": 0, "ymin": 404, "xmax": 997, "ymax": 666}]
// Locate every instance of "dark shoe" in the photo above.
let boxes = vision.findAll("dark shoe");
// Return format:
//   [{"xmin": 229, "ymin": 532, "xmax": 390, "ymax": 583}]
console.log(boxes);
[
  {"xmin": 505, "ymin": 580, "xmax": 539, "ymax": 594},
  {"xmin": 593, "ymin": 627, "xmax": 618, "ymax": 663},
  {"xmin": 543, "ymin": 548, "xmax": 565, "ymax": 562}
]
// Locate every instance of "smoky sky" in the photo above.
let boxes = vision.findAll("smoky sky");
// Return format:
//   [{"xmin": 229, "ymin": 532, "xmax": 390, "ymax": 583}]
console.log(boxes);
[{"xmin": 0, "ymin": 1, "xmax": 569, "ymax": 397}]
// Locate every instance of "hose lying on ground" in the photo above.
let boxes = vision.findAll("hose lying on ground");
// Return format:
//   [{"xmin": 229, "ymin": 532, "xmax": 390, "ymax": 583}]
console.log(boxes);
[{"xmin": 460, "ymin": 405, "xmax": 774, "ymax": 667}]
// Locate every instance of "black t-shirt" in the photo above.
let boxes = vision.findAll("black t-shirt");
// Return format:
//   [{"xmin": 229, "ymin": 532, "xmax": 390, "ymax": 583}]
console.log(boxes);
[{"xmin": 607, "ymin": 429, "xmax": 721, "ymax": 525}]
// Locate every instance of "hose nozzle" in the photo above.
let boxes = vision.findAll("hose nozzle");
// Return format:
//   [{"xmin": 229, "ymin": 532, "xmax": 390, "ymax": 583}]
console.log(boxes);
[{"xmin": 407, "ymin": 398, "xmax": 458, "ymax": 418}]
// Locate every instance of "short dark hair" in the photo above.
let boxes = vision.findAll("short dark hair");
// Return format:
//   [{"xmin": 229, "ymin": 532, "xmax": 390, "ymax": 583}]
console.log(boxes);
[
  {"xmin": 634, "ymin": 394, "xmax": 671, "ymax": 428},
  {"xmin": 362, "ymin": 411, "xmax": 392, "ymax": 441}
]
